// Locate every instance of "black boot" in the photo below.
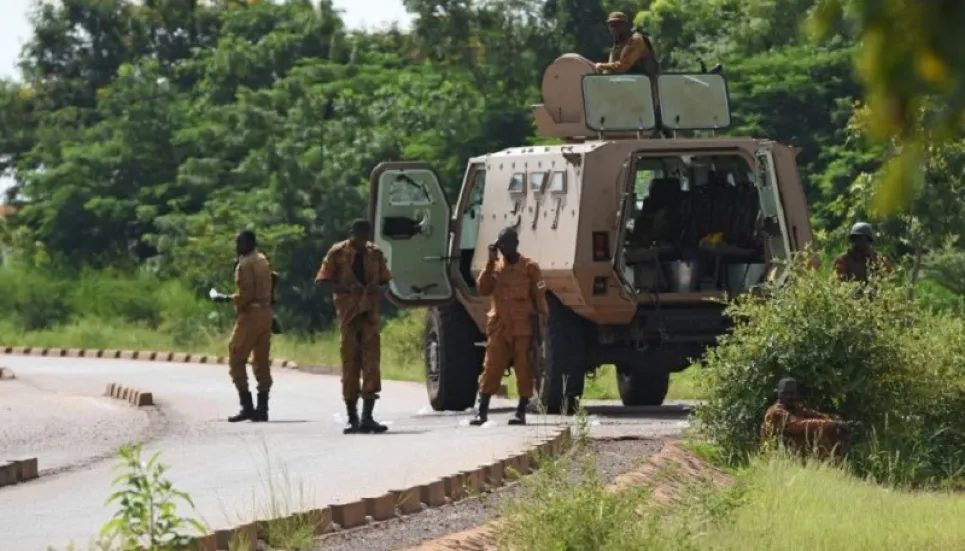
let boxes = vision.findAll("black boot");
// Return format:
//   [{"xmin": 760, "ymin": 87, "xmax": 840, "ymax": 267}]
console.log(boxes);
[
  {"xmin": 228, "ymin": 390, "xmax": 255, "ymax": 423},
  {"xmin": 470, "ymin": 394, "xmax": 492, "ymax": 426},
  {"xmin": 359, "ymin": 398, "xmax": 388, "ymax": 434},
  {"xmin": 253, "ymin": 391, "xmax": 269, "ymax": 422},
  {"xmin": 343, "ymin": 400, "xmax": 360, "ymax": 434},
  {"xmin": 508, "ymin": 397, "xmax": 529, "ymax": 426}
]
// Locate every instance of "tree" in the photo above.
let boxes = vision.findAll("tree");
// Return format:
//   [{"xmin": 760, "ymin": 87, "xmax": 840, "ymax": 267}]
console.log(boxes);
[{"xmin": 809, "ymin": 0, "xmax": 965, "ymax": 216}]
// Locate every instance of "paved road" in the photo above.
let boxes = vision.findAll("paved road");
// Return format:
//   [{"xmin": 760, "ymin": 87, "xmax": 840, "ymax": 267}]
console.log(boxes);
[{"xmin": 0, "ymin": 355, "xmax": 688, "ymax": 551}]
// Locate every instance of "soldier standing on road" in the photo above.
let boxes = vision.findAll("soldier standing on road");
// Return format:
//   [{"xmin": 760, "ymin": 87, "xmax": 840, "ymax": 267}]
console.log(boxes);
[
  {"xmin": 212, "ymin": 230, "xmax": 275, "ymax": 423},
  {"xmin": 471, "ymin": 227, "xmax": 549, "ymax": 427},
  {"xmin": 762, "ymin": 377, "xmax": 851, "ymax": 459},
  {"xmin": 833, "ymin": 222, "xmax": 893, "ymax": 283},
  {"xmin": 315, "ymin": 219, "xmax": 393, "ymax": 435}
]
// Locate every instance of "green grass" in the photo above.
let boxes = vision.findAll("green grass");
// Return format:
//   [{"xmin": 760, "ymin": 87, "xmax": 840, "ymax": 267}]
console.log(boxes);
[
  {"xmin": 499, "ymin": 431, "xmax": 965, "ymax": 551},
  {"xmin": 696, "ymin": 456, "xmax": 965, "ymax": 550},
  {"xmin": 0, "ymin": 311, "xmax": 705, "ymax": 401}
]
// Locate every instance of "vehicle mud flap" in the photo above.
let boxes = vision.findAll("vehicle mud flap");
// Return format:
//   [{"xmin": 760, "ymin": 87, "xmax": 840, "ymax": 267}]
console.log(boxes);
[{"xmin": 424, "ymin": 301, "xmax": 485, "ymax": 411}]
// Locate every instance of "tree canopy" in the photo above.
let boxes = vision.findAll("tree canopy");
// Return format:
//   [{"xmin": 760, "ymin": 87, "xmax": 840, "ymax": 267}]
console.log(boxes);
[{"xmin": 1, "ymin": 0, "xmax": 964, "ymax": 332}]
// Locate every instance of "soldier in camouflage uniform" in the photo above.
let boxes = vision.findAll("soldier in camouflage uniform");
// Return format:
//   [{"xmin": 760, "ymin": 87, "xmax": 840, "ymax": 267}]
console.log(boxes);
[
  {"xmin": 315, "ymin": 219, "xmax": 393, "ymax": 434},
  {"xmin": 833, "ymin": 222, "xmax": 893, "ymax": 283},
  {"xmin": 762, "ymin": 377, "xmax": 851, "ymax": 459},
  {"xmin": 595, "ymin": 12, "xmax": 660, "ymax": 78},
  {"xmin": 471, "ymin": 227, "xmax": 549, "ymax": 427}
]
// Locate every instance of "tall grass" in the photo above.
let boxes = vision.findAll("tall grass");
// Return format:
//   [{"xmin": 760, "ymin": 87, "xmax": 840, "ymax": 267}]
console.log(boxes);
[
  {"xmin": 498, "ymin": 438, "xmax": 965, "ymax": 551},
  {"xmin": 702, "ymin": 455, "xmax": 965, "ymax": 550}
]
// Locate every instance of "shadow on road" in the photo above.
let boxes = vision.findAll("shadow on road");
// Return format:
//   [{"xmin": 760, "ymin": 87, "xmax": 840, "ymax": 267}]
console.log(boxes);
[
  {"xmin": 345, "ymin": 429, "xmax": 431, "ymax": 436},
  {"xmin": 412, "ymin": 404, "xmax": 694, "ymax": 420}
]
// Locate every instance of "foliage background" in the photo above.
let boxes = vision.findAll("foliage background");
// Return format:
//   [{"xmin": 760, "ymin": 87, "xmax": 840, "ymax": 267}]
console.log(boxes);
[
  {"xmin": 695, "ymin": 257, "xmax": 965, "ymax": 487},
  {"xmin": 0, "ymin": 0, "xmax": 964, "ymax": 338}
]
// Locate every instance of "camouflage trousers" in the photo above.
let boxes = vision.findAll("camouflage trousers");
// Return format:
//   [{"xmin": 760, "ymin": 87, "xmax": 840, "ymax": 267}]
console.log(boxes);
[
  {"xmin": 480, "ymin": 331, "xmax": 534, "ymax": 398},
  {"xmin": 228, "ymin": 309, "xmax": 273, "ymax": 394},
  {"xmin": 340, "ymin": 315, "xmax": 382, "ymax": 401}
]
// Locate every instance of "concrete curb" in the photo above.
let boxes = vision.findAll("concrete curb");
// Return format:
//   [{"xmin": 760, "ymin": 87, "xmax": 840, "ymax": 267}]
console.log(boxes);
[
  {"xmin": 185, "ymin": 426, "xmax": 573, "ymax": 551},
  {"xmin": 0, "ymin": 458, "xmax": 39, "ymax": 488},
  {"xmin": 0, "ymin": 346, "xmax": 298, "ymax": 371},
  {"xmin": 105, "ymin": 382, "xmax": 154, "ymax": 407}
]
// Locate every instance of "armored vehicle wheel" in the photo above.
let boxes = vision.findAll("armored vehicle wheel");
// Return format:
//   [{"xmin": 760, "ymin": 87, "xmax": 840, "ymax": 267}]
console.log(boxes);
[
  {"xmin": 616, "ymin": 366, "xmax": 671, "ymax": 406},
  {"xmin": 424, "ymin": 301, "xmax": 484, "ymax": 411},
  {"xmin": 537, "ymin": 293, "xmax": 589, "ymax": 415}
]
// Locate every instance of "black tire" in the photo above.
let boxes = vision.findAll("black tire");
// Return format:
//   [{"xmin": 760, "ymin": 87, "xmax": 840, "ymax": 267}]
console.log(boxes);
[
  {"xmin": 538, "ymin": 293, "xmax": 589, "ymax": 415},
  {"xmin": 616, "ymin": 366, "xmax": 670, "ymax": 406},
  {"xmin": 424, "ymin": 301, "xmax": 484, "ymax": 411}
]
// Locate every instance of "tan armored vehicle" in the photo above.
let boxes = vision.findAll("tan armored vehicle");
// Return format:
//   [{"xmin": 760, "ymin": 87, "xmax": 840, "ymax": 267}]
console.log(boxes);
[{"xmin": 368, "ymin": 54, "xmax": 814, "ymax": 413}]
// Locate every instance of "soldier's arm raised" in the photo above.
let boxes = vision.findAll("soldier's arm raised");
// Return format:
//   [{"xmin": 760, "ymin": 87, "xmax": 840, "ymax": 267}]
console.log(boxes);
[
  {"xmin": 477, "ymin": 258, "xmax": 498, "ymax": 297},
  {"xmin": 596, "ymin": 35, "xmax": 647, "ymax": 74}
]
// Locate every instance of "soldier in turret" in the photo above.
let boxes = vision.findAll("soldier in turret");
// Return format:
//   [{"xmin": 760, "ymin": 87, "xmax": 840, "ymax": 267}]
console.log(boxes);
[
  {"xmin": 595, "ymin": 12, "xmax": 660, "ymax": 78},
  {"xmin": 595, "ymin": 12, "xmax": 663, "ymax": 133}
]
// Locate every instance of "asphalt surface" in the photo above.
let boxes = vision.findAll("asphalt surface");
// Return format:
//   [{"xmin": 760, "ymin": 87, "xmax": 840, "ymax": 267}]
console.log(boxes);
[{"xmin": 0, "ymin": 355, "xmax": 690, "ymax": 551}]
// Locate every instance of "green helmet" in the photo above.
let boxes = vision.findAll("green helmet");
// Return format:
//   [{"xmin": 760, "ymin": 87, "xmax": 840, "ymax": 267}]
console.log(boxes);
[{"xmin": 849, "ymin": 222, "xmax": 873, "ymax": 240}]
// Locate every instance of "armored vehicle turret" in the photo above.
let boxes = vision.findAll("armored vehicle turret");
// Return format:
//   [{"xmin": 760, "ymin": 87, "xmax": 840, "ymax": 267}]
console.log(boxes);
[{"xmin": 368, "ymin": 54, "xmax": 814, "ymax": 413}]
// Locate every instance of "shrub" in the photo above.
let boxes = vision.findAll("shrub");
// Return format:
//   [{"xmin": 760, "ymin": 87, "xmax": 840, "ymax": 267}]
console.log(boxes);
[
  {"xmin": 0, "ymin": 268, "xmax": 72, "ymax": 330},
  {"xmin": 694, "ymin": 254, "xmax": 965, "ymax": 486},
  {"xmin": 0, "ymin": 266, "xmax": 217, "ymax": 345},
  {"xmin": 100, "ymin": 444, "xmax": 206, "ymax": 550},
  {"xmin": 382, "ymin": 307, "xmax": 425, "ymax": 368}
]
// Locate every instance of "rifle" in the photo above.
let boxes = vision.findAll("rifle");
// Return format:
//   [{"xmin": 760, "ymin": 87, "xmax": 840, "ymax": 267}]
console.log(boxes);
[
  {"xmin": 529, "ymin": 281, "xmax": 547, "ymax": 396},
  {"xmin": 270, "ymin": 270, "xmax": 283, "ymax": 335}
]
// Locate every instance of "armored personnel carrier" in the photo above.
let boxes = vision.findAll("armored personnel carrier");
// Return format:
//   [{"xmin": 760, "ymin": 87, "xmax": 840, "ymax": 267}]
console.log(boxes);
[{"xmin": 368, "ymin": 54, "xmax": 814, "ymax": 413}]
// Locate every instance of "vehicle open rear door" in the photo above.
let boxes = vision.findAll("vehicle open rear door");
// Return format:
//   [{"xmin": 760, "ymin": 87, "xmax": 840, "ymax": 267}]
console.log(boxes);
[
  {"xmin": 754, "ymin": 147, "xmax": 792, "ymax": 286},
  {"xmin": 369, "ymin": 161, "xmax": 454, "ymax": 307}
]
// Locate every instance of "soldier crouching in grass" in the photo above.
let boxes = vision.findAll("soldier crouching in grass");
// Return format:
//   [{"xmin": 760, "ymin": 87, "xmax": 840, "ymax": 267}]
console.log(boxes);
[
  {"xmin": 762, "ymin": 377, "xmax": 852, "ymax": 461},
  {"xmin": 470, "ymin": 227, "xmax": 549, "ymax": 427},
  {"xmin": 315, "ymin": 219, "xmax": 393, "ymax": 435}
]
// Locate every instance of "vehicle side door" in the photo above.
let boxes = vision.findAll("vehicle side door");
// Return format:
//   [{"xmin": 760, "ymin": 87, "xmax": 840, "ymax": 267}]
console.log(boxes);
[{"xmin": 369, "ymin": 161, "xmax": 454, "ymax": 306}]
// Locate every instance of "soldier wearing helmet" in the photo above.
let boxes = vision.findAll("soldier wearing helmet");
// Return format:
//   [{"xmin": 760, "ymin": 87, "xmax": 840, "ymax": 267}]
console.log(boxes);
[
  {"xmin": 833, "ymin": 222, "xmax": 893, "ymax": 283},
  {"xmin": 595, "ymin": 12, "xmax": 660, "ymax": 78},
  {"xmin": 762, "ymin": 377, "xmax": 851, "ymax": 459}
]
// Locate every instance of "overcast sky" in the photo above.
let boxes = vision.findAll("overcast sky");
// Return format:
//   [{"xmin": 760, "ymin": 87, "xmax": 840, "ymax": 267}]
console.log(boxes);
[{"xmin": 0, "ymin": 0, "xmax": 413, "ymax": 197}]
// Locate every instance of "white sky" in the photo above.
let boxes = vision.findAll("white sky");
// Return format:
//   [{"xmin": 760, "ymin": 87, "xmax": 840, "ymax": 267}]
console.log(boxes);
[{"xmin": 0, "ymin": 0, "xmax": 413, "ymax": 198}]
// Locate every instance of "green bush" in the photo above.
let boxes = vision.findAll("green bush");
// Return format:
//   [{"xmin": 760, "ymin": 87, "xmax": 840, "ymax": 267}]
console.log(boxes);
[
  {"xmin": 694, "ymin": 254, "xmax": 965, "ymax": 486},
  {"xmin": 0, "ymin": 266, "xmax": 218, "ymax": 346},
  {"xmin": 0, "ymin": 267, "xmax": 72, "ymax": 330},
  {"xmin": 382, "ymin": 307, "xmax": 425, "ymax": 368}
]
